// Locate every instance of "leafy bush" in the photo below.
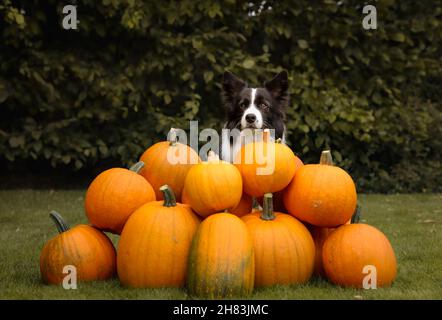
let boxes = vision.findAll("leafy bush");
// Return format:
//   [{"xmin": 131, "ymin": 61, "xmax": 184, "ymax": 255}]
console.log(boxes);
[{"xmin": 0, "ymin": 0, "xmax": 441, "ymax": 192}]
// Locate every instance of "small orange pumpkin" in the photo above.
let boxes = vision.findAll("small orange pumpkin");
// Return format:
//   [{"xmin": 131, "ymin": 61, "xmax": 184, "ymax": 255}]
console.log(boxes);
[
  {"xmin": 118, "ymin": 185, "xmax": 200, "ymax": 288},
  {"xmin": 322, "ymin": 223, "xmax": 397, "ymax": 288},
  {"xmin": 242, "ymin": 194, "xmax": 315, "ymax": 287},
  {"xmin": 234, "ymin": 131, "xmax": 297, "ymax": 197},
  {"xmin": 139, "ymin": 128, "xmax": 200, "ymax": 201},
  {"xmin": 40, "ymin": 211, "xmax": 116, "ymax": 284},
  {"xmin": 187, "ymin": 213, "xmax": 254, "ymax": 298},
  {"xmin": 283, "ymin": 150, "xmax": 357, "ymax": 227},
  {"xmin": 230, "ymin": 193, "xmax": 253, "ymax": 217},
  {"xmin": 182, "ymin": 151, "xmax": 242, "ymax": 217},
  {"xmin": 85, "ymin": 161, "xmax": 156, "ymax": 234}
]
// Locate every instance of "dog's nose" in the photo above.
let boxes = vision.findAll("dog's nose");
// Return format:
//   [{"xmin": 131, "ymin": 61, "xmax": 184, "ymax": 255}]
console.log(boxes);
[{"xmin": 245, "ymin": 114, "xmax": 256, "ymax": 123}]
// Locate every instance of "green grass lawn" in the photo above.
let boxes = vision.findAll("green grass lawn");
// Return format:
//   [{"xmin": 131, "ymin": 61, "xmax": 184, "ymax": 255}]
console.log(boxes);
[{"xmin": 0, "ymin": 190, "xmax": 441, "ymax": 300}]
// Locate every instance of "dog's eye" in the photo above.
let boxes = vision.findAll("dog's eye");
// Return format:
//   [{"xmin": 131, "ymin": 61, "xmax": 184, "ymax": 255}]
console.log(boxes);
[
  {"xmin": 260, "ymin": 103, "xmax": 269, "ymax": 110},
  {"xmin": 239, "ymin": 102, "xmax": 247, "ymax": 109}
]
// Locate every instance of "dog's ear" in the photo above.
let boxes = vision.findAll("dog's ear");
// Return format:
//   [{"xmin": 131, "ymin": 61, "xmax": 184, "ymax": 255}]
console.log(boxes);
[
  {"xmin": 222, "ymin": 71, "xmax": 247, "ymax": 96},
  {"xmin": 264, "ymin": 71, "xmax": 289, "ymax": 102}
]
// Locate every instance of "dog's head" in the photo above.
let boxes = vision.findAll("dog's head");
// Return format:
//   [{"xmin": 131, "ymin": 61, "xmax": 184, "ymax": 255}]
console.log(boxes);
[{"xmin": 222, "ymin": 70, "xmax": 289, "ymax": 137}]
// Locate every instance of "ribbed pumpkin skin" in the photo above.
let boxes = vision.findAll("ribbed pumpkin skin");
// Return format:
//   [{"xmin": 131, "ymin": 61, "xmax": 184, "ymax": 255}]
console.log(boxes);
[
  {"xmin": 234, "ymin": 141, "xmax": 296, "ymax": 197},
  {"xmin": 309, "ymin": 220, "xmax": 351, "ymax": 277},
  {"xmin": 322, "ymin": 224, "xmax": 397, "ymax": 288},
  {"xmin": 183, "ymin": 158, "xmax": 242, "ymax": 217},
  {"xmin": 85, "ymin": 167, "xmax": 156, "ymax": 234},
  {"xmin": 231, "ymin": 193, "xmax": 253, "ymax": 217},
  {"xmin": 257, "ymin": 155, "xmax": 303, "ymax": 212},
  {"xmin": 117, "ymin": 201, "xmax": 200, "ymax": 288},
  {"xmin": 283, "ymin": 164, "xmax": 357, "ymax": 227},
  {"xmin": 242, "ymin": 212, "xmax": 315, "ymax": 287},
  {"xmin": 139, "ymin": 141, "xmax": 200, "ymax": 201},
  {"xmin": 187, "ymin": 213, "xmax": 254, "ymax": 298},
  {"xmin": 40, "ymin": 225, "xmax": 116, "ymax": 284}
]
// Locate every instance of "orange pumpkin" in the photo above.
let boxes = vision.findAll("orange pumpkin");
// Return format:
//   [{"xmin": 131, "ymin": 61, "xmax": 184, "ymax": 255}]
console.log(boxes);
[
  {"xmin": 118, "ymin": 185, "xmax": 200, "ymax": 288},
  {"xmin": 283, "ymin": 150, "xmax": 357, "ymax": 227},
  {"xmin": 257, "ymin": 155, "xmax": 304, "ymax": 212},
  {"xmin": 322, "ymin": 223, "xmax": 397, "ymax": 288},
  {"xmin": 234, "ymin": 131, "xmax": 297, "ymax": 197},
  {"xmin": 230, "ymin": 193, "xmax": 253, "ymax": 217},
  {"xmin": 308, "ymin": 219, "xmax": 351, "ymax": 277},
  {"xmin": 40, "ymin": 211, "xmax": 116, "ymax": 284},
  {"xmin": 187, "ymin": 213, "xmax": 254, "ymax": 298},
  {"xmin": 182, "ymin": 151, "xmax": 242, "ymax": 217},
  {"xmin": 139, "ymin": 128, "xmax": 200, "ymax": 202},
  {"xmin": 242, "ymin": 194, "xmax": 315, "ymax": 287},
  {"xmin": 85, "ymin": 161, "xmax": 156, "ymax": 234}
]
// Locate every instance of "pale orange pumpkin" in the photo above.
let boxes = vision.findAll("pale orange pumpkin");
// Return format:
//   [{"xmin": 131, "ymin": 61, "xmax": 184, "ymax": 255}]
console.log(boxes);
[
  {"xmin": 234, "ymin": 131, "xmax": 297, "ymax": 197},
  {"xmin": 283, "ymin": 150, "xmax": 357, "ymax": 227},
  {"xmin": 85, "ymin": 161, "xmax": 156, "ymax": 234},
  {"xmin": 139, "ymin": 128, "xmax": 200, "ymax": 202},
  {"xmin": 118, "ymin": 185, "xmax": 200, "ymax": 288},
  {"xmin": 242, "ymin": 194, "xmax": 315, "ymax": 287},
  {"xmin": 322, "ymin": 223, "xmax": 397, "ymax": 288},
  {"xmin": 182, "ymin": 151, "xmax": 242, "ymax": 217},
  {"xmin": 187, "ymin": 213, "xmax": 254, "ymax": 298}
]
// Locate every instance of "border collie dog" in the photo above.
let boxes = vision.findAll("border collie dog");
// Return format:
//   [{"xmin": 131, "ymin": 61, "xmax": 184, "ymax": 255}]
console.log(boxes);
[{"xmin": 221, "ymin": 70, "xmax": 289, "ymax": 162}]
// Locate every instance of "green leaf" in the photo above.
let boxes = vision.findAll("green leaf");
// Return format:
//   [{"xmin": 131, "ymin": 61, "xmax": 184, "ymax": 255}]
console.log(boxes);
[
  {"xmin": 297, "ymin": 39, "xmax": 309, "ymax": 49},
  {"xmin": 242, "ymin": 59, "xmax": 255, "ymax": 69},
  {"xmin": 9, "ymin": 136, "xmax": 25, "ymax": 148},
  {"xmin": 391, "ymin": 32, "xmax": 405, "ymax": 42}
]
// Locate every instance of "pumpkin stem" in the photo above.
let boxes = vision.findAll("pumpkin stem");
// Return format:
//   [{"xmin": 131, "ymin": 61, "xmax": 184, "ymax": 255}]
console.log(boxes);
[
  {"xmin": 276, "ymin": 138, "xmax": 282, "ymax": 144},
  {"xmin": 168, "ymin": 128, "xmax": 178, "ymax": 146},
  {"xmin": 261, "ymin": 193, "xmax": 275, "ymax": 221},
  {"xmin": 319, "ymin": 150, "xmax": 333, "ymax": 166},
  {"xmin": 351, "ymin": 204, "xmax": 361, "ymax": 224},
  {"xmin": 207, "ymin": 150, "xmax": 220, "ymax": 162},
  {"xmin": 129, "ymin": 161, "xmax": 144, "ymax": 173},
  {"xmin": 160, "ymin": 185, "xmax": 177, "ymax": 207},
  {"xmin": 49, "ymin": 211, "xmax": 70, "ymax": 234}
]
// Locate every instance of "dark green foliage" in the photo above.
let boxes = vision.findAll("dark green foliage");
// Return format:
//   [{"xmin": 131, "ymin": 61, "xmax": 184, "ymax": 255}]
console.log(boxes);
[{"xmin": 1, "ymin": 0, "xmax": 441, "ymax": 192}]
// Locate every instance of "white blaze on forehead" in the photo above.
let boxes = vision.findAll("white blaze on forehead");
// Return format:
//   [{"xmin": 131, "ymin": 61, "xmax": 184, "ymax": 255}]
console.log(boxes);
[{"xmin": 241, "ymin": 88, "xmax": 263, "ymax": 129}]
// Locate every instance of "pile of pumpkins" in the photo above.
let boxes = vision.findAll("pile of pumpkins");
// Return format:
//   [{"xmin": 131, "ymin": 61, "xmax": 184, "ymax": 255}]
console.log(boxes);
[{"xmin": 40, "ymin": 128, "xmax": 397, "ymax": 297}]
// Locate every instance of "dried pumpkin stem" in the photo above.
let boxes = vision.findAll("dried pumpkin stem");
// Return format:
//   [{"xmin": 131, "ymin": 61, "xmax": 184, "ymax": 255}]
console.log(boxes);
[
  {"xmin": 168, "ymin": 128, "xmax": 178, "ymax": 146},
  {"xmin": 160, "ymin": 185, "xmax": 177, "ymax": 207},
  {"xmin": 129, "ymin": 161, "xmax": 144, "ymax": 174},
  {"xmin": 261, "ymin": 193, "xmax": 275, "ymax": 221},
  {"xmin": 319, "ymin": 150, "xmax": 333, "ymax": 166},
  {"xmin": 49, "ymin": 211, "xmax": 70, "ymax": 234}
]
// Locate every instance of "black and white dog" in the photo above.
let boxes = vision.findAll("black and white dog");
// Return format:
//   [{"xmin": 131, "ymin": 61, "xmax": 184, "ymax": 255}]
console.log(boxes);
[{"xmin": 220, "ymin": 70, "xmax": 289, "ymax": 162}]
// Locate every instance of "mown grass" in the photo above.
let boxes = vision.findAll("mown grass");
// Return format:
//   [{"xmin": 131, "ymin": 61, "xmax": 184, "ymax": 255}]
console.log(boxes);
[{"xmin": 0, "ymin": 190, "xmax": 441, "ymax": 299}]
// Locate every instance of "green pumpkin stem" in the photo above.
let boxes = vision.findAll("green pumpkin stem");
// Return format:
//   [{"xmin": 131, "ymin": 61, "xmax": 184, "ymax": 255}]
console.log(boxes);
[
  {"xmin": 168, "ymin": 128, "xmax": 178, "ymax": 146},
  {"xmin": 276, "ymin": 138, "xmax": 282, "ymax": 144},
  {"xmin": 160, "ymin": 185, "xmax": 177, "ymax": 207},
  {"xmin": 320, "ymin": 150, "xmax": 333, "ymax": 166},
  {"xmin": 49, "ymin": 211, "xmax": 70, "ymax": 234},
  {"xmin": 129, "ymin": 161, "xmax": 144, "ymax": 173},
  {"xmin": 261, "ymin": 193, "xmax": 275, "ymax": 221}
]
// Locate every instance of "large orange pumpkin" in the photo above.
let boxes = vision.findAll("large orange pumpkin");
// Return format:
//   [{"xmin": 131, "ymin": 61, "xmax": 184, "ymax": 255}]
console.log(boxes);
[
  {"xmin": 322, "ymin": 223, "xmax": 397, "ymax": 288},
  {"xmin": 118, "ymin": 185, "xmax": 200, "ymax": 288},
  {"xmin": 187, "ymin": 213, "xmax": 254, "ymax": 298},
  {"xmin": 40, "ymin": 211, "xmax": 116, "ymax": 284},
  {"xmin": 283, "ymin": 150, "xmax": 357, "ymax": 227},
  {"xmin": 182, "ymin": 151, "xmax": 242, "ymax": 217},
  {"xmin": 139, "ymin": 128, "xmax": 200, "ymax": 201},
  {"xmin": 234, "ymin": 131, "xmax": 297, "ymax": 197},
  {"xmin": 230, "ymin": 193, "xmax": 253, "ymax": 217},
  {"xmin": 85, "ymin": 161, "xmax": 156, "ymax": 234},
  {"xmin": 242, "ymin": 194, "xmax": 315, "ymax": 287}
]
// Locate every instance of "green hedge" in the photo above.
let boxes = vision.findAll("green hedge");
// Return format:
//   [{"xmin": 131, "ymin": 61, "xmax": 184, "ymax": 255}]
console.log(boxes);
[{"xmin": 1, "ymin": 0, "xmax": 441, "ymax": 192}]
